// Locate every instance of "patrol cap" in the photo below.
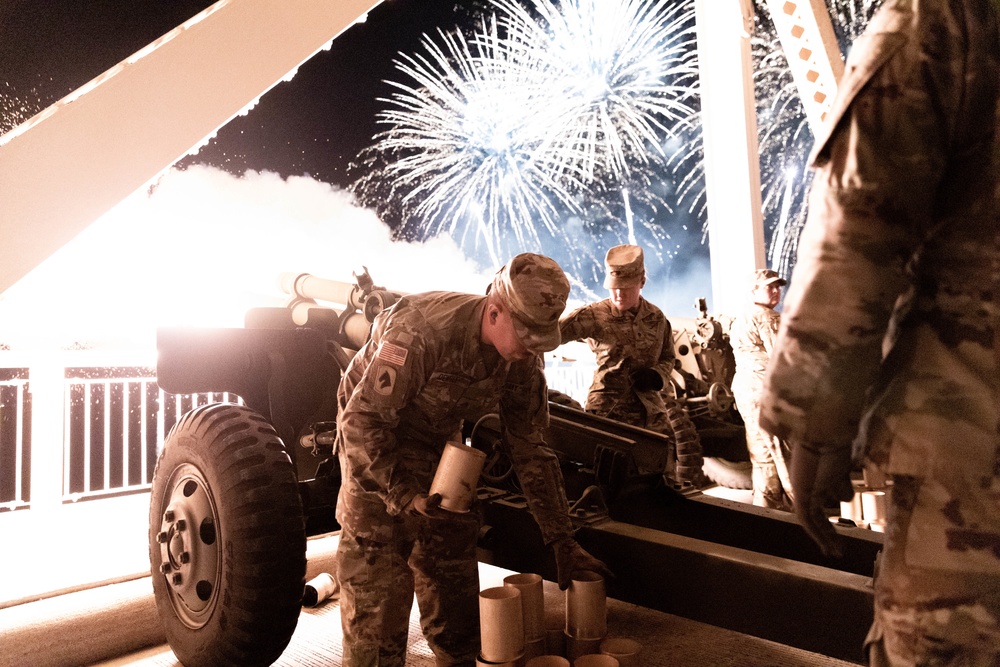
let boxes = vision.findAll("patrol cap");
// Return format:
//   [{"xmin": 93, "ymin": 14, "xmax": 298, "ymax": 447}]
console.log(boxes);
[
  {"xmin": 603, "ymin": 244, "xmax": 645, "ymax": 289},
  {"xmin": 753, "ymin": 268, "xmax": 787, "ymax": 288},
  {"xmin": 491, "ymin": 253, "xmax": 570, "ymax": 353}
]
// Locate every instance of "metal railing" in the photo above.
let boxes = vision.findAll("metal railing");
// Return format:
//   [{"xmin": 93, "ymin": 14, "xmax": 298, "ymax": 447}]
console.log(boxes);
[
  {"xmin": 545, "ymin": 359, "xmax": 594, "ymax": 407},
  {"xmin": 0, "ymin": 352, "xmax": 590, "ymax": 512},
  {"xmin": 0, "ymin": 369, "xmax": 30, "ymax": 510},
  {"xmin": 0, "ymin": 354, "xmax": 243, "ymax": 511},
  {"xmin": 61, "ymin": 366, "xmax": 242, "ymax": 503}
]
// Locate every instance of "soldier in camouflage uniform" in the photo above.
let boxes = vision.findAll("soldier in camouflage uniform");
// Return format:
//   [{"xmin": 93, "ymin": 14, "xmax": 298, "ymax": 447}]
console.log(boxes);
[
  {"xmin": 759, "ymin": 1, "xmax": 1000, "ymax": 663},
  {"xmin": 559, "ymin": 245, "xmax": 703, "ymax": 482},
  {"xmin": 334, "ymin": 252, "xmax": 612, "ymax": 667},
  {"xmin": 730, "ymin": 269, "xmax": 793, "ymax": 510}
]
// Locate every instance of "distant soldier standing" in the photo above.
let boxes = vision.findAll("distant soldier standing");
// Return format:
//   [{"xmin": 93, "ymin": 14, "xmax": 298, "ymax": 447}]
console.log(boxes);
[
  {"xmin": 730, "ymin": 269, "xmax": 793, "ymax": 510},
  {"xmin": 760, "ymin": 0, "xmax": 1000, "ymax": 664},
  {"xmin": 334, "ymin": 253, "xmax": 611, "ymax": 667},
  {"xmin": 559, "ymin": 244, "xmax": 703, "ymax": 483}
]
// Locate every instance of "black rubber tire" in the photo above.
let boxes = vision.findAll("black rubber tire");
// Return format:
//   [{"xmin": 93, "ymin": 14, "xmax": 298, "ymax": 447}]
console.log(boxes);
[
  {"xmin": 701, "ymin": 456, "xmax": 753, "ymax": 490},
  {"xmin": 149, "ymin": 403, "xmax": 307, "ymax": 667}
]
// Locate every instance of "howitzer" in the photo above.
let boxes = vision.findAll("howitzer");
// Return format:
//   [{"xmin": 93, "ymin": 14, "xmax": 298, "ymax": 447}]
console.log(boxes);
[
  {"xmin": 151, "ymin": 269, "xmax": 397, "ymax": 667},
  {"xmin": 151, "ymin": 269, "xmax": 883, "ymax": 667}
]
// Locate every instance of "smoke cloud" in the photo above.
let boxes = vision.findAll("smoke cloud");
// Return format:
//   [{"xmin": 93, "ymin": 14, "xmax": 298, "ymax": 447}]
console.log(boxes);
[
  {"xmin": 0, "ymin": 164, "xmax": 717, "ymax": 355},
  {"xmin": 0, "ymin": 165, "xmax": 492, "ymax": 351}
]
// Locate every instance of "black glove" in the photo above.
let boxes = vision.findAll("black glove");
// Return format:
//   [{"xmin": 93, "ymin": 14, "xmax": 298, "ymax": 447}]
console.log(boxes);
[
  {"xmin": 552, "ymin": 537, "xmax": 614, "ymax": 590},
  {"xmin": 629, "ymin": 368, "xmax": 663, "ymax": 392},
  {"xmin": 790, "ymin": 443, "xmax": 854, "ymax": 558}
]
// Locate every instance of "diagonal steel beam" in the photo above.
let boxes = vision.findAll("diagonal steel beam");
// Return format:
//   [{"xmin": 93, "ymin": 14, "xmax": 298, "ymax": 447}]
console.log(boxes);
[
  {"xmin": 0, "ymin": 0, "xmax": 383, "ymax": 294},
  {"xmin": 765, "ymin": 0, "xmax": 845, "ymax": 134}
]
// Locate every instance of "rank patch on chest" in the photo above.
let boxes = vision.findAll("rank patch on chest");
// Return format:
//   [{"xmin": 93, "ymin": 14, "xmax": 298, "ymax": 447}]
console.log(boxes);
[{"xmin": 377, "ymin": 341, "xmax": 408, "ymax": 366}]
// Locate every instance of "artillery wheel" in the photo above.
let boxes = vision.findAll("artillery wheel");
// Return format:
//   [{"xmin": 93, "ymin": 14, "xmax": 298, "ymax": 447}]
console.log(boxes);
[{"xmin": 149, "ymin": 403, "xmax": 306, "ymax": 667}]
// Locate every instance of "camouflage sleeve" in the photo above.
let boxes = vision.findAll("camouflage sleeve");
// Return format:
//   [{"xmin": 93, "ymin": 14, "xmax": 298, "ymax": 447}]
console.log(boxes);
[
  {"xmin": 500, "ymin": 356, "xmax": 575, "ymax": 544},
  {"xmin": 559, "ymin": 304, "xmax": 598, "ymax": 343},
  {"xmin": 757, "ymin": 311, "xmax": 780, "ymax": 358},
  {"xmin": 337, "ymin": 307, "xmax": 433, "ymax": 515},
  {"xmin": 651, "ymin": 316, "xmax": 676, "ymax": 387},
  {"xmin": 733, "ymin": 310, "xmax": 771, "ymax": 378},
  {"xmin": 759, "ymin": 2, "xmax": 956, "ymax": 450}
]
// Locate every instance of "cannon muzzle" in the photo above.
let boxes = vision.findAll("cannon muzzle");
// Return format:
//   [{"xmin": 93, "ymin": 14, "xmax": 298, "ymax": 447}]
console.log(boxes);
[
  {"xmin": 279, "ymin": 269, "xmax": 404, "ymax": 349},
  {"xmin": 280, "ymin": 272, "xmax": 366, "ymax": 311}
]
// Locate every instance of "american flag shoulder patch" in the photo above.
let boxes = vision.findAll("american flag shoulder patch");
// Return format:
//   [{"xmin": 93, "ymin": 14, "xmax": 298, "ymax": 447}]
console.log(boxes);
[{"xmin": 377, "ymin": 341, "xmax": 409, "ymax": 366}]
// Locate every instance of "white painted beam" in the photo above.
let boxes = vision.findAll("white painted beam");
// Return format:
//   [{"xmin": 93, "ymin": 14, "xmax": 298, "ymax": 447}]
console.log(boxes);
[
  {"xmin": 765, "ymin": 0, "xmax": 844, "ymax": 134},
  {"xmin": 695, "ymin": 0, "xmax": 766, "ymax": 317},
  {"xmin": 0, "ymin": 0, "xmax": 383, "ymax": 294}
]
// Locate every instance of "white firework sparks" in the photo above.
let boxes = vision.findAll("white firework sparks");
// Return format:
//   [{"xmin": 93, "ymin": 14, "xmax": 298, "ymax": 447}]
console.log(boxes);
[
  {"xmin": 370, "ymin": 18, "xmax": 584, "ymax": 267},
  {"xmin": 493, "ymin": 0, "xmax": 699, "ymax": 185},
  {"xmin": 753, "ymin": 0, "xmax": 884, "ymax": 277},
  {"xmin": 353, "ymin": 0, "xmax": 699, "ymax": 278},
  {"xmin": 669, "ymin": 0, "xmax": 884, "ymax": 276},
  {"xmin": 1, "ymin": 81, "xmax": 45, "ymax": 136}
]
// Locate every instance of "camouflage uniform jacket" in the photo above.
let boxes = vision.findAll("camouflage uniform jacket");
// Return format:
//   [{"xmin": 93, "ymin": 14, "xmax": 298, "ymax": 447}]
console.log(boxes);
[
  {"xmin": 730, "ymin": 303, "xmax": 781, "ymax": 394},
  {"xmin": 560, "ymin": 297, "xmax": 675, "ymax": 420},
  {"xmin": 760, "ymin": 0, "xmax": 1000, "ymax": 570},
  {"xmin": 336, "ymin": 291, "xmax": 574, "ymax": 544}
]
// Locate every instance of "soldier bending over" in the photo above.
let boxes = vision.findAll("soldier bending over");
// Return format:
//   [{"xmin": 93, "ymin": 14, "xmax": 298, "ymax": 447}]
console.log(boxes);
[{"xmin": 334, "ymin": 253, "xmax": 611, "ymax": 667}]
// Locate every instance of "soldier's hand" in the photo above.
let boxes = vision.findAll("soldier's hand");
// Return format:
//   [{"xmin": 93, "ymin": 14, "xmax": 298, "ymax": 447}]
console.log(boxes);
[
  {"xmin": 406, "ymin": 492, "xmax": 444, "ymax": 518},
  {"xmin": 552, "ymin": 537, "xmax": 614, "ymax": 590},
  {"xmin": 790, "ymin": 443, "xmax": 854, "ymax": 559},
  {"xmin": 629, "ymin": 368, "xmax": 663, "ymax": 392}
]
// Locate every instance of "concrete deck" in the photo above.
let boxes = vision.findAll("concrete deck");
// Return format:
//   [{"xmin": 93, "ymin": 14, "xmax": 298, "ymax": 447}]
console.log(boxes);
[{"xmin": 1, "ymin": 524, "xmax": 861, "ymax": 667}]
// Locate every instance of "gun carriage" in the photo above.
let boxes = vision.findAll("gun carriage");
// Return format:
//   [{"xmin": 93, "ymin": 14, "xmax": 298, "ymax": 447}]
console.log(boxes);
[{"xmin": 153, "ymin": 270, "xmax": 882, "ymax": 666}]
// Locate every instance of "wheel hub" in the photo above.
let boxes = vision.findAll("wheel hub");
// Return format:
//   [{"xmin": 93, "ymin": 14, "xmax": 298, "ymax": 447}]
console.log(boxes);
[{"xmin": 156, "ymin": 464, "xmax": 221, "ymax": 628}]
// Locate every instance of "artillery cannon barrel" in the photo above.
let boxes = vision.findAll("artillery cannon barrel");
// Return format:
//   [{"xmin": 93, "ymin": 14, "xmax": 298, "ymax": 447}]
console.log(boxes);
[
  {"xmin": 285, "ymin": 296, "xmax": 345, "ymax": 326},
  {"xmin": 340, "ymin": 311, "xmax": 373, "ymax": 350},
  {"xmin": 280, "ymin": 270, "xmax": 404, "ymax": 350},
  {"xmin": 284, "ymin": 294, "xmax": 382, "ymax": 351},
  {"xmin": 280, "ymin": 272, "xmax": 365, "ymax": 310}
]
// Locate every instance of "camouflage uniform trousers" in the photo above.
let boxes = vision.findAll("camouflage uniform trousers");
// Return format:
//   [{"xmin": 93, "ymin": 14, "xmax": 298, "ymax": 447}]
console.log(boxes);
[
  {"xmin": 733, "ymin": 382, "xmax": 793, "ymax": 510},
  {"xmin": 335, "ymin": 458, "xmax": 482, "ymax": 667},
  {"xmin": 865, "ymin": 476, "xmax": 1000, "ymax": 667}
]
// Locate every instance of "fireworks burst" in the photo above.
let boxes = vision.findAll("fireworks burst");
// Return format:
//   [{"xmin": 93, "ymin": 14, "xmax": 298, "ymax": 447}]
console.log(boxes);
[
  {"xmin": 366, "ymin": 17, "xmax": 588, "ymax": 268},
  {"xmin": 670, "ymin": 0, "xmax": 883, "ymax": 277},
  {"xmin": 493, "ymin": 0, "xmax": 699, "ymax": 185},
  {"xmin": 351, "ymin": 0, "xmax": 699, "ymax": 282},
  {"xmin": 754, "ymin": 0, "xmax": 885, "ymax": 276},
  {"xmin": 1, "ymin": 81, "xmax": 45, "ymax": 136}
]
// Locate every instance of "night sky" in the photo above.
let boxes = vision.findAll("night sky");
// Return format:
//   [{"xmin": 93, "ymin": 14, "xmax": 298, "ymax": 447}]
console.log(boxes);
[
  {"xmin": 0, "ymin": 0, "xmax": 491, "ymax": 186},
  {"xmin": 0, "ymin": 0, "xmax": 718, "ymax": 319}
]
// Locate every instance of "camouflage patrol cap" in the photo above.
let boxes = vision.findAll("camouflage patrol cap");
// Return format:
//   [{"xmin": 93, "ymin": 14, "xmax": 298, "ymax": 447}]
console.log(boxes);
[
  {"xmin": 491, "ymin": 253, "xmax": 570, "ymax": 353},
  {"xmin": 753, "ymin": 268, "xmax": 787, "ymax": 288},
  {"xmin": 603, "ymin": 244, "xmax": 645, "ymax": 289}
]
